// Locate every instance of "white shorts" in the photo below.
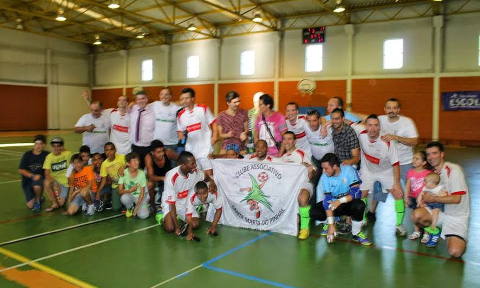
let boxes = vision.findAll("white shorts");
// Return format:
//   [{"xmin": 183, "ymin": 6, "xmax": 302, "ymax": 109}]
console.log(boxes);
[
  {"xmin": 360, "ymin": 168, "xmax": 394, "ymax": 193},
  {"xmin": 427, "ymin": 209, "xmax": 469, "ymax": 241},
  {"xmin": 300, "ymin": 182, "xmax": 313, "ymax": 198},
  {"xmin": 162, "ymin": 200, "xmax": 187, "ymax": 222},
  {"xmin": 196, "ymin": 156, "xmax": 212, "ymax": 171}
]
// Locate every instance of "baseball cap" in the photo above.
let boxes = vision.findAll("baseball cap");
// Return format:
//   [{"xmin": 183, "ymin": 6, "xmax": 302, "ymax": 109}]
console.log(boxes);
[{"xmin": 50, "ymin": 137, "xmax": 64, "ymax": 145}]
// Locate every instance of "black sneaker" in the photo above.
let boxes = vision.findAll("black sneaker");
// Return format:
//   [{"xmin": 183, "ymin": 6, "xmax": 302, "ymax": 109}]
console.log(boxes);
[
  {"xmin": 105, "ymin": 201, "xmax": 112, "ymax": 210},
  {"xmin": 180, "ymin": 223, "xmax": 189, "ymax": 237},
  {"xmin": 366, "ymin": 211, "xmax": 376, "ymax": 222},
  {"xmin": 338, "ymin": 223, "xmax": 352, "ymax": 235}
]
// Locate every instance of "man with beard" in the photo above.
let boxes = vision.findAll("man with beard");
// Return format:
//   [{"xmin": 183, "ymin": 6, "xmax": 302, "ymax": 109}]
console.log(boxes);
[
  {"xmin": 217, "ymin": 91, "xmax": 248, "ymax": 155},
  {"xmin": 153, "ymin": 87, "xmax": 182, "ymax": 154},
  {"xmin": 330, "ymin": 108, "xmax": 360, "ymax": 166}
]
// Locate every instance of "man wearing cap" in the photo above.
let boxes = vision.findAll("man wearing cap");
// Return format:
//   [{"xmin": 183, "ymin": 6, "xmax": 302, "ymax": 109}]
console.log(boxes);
[
  {"xmin": 43, "ymin": 137, "xmax": 72, "ymax": 211},
  {"xmin": 74, "ymin": 101, "xmax": 110, "ymax": 154}
]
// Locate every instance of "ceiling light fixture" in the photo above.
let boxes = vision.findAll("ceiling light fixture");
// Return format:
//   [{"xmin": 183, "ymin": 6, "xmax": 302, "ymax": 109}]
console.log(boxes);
[
  {"xmin": 108, "ymin": 1, "xmax": 120, "ymax": 9},
  {"xmin": 333, "ymin": 0, "xmax": 346, "ymax": 13},
  {"xmin": 93, "ymin": 35, "xmax": 102, "ymax": 45},
  {"xmin": 136, "ymin": 33, "xmax": 146, "ymax": 39},
  {"xmin": 15, "ymin": 18, "xmax": 24, "ymax": 30},
  {"xmin": 55, "ymin": 8, "xmax": 67, "ymax": 21},
  {"xmin": 252, "ymin": 11, "xmax": 262, "ymax": 23},
  {"xmin": 187, "ymin": 23, "xmax": 197, "ymax": 31}
]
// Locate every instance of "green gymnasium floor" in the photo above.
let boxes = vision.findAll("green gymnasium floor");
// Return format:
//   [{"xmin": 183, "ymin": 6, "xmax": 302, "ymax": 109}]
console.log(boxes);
[{"xmin": 0, "ymin": 131, "xmax": 479, "ymax": 288}]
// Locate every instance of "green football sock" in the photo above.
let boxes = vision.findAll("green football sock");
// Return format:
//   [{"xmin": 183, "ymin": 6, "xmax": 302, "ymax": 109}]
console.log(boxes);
[
  {"xmin": 362, "ymin": 198, "xmax": 367, "ymax": 222},
  {"xmin": 299, "ymin": 206, "xmax": 311, "ymax": 230},
  {"xmin": 425, "ymin": 226, "xmax": 440, "ymax": 234},
  {"xmin": 394, "ymin": 199, "xmax": 405, "ymax": 226}
]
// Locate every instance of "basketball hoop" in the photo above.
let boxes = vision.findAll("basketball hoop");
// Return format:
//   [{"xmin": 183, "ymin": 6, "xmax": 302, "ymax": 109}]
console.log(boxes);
[{"xmin": 297, "ymin": 78, "xmax": 316, "ymax": 97}]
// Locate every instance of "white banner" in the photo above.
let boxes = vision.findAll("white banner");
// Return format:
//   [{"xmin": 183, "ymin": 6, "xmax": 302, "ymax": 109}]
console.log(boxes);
[{"xmin": 207, "ymin": 159, "xmax": 308, "ymax": 236}]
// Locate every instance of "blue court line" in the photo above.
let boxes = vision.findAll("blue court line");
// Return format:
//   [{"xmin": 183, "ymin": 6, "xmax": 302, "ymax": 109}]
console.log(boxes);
[
  {"xmin": 203, "ymin": 231, "xmax": 273, "ymax": 266},
  {"xmin": 203, "ymin": 264, "xmax": 300, "ymax": 288}
]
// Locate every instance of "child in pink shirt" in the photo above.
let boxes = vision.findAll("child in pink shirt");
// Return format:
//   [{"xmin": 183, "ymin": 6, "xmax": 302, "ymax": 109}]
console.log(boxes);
[{"xmin": 405, "ymin": 151, "xmax": 432, "ymax": 240}]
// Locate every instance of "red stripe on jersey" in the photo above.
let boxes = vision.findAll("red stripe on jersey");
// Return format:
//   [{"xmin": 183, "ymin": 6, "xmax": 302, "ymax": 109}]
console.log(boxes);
[
  {"xmin": 216, "ymin": 207, "xmax": 223, "ymax": 211},
  {"xmin": 111, "ymin": 108, "xmax": 118, "ymax": 113},
  {"xmin": 209, "ymin": 118, "xmax": 217, "ymax": 126},
  {"xmin": 360, "ymin": 130, "xmax": 367, "ymax": 134},
  {"xmin": 166, "ymin": 200, "xmax": 175, "ymax": 204},
  {"xmin": 266, "ymin": 156, "xmax": 272, "ymax": 162},
  {"xmin": 383, "ymin": 139, "xmax": 391, "ymax": 148},
  {"xmin": 190, "ymin": 193, "xmax": 197, "ymax": 204},
  {"xmin": 171, "ymin": 172, "xmax": 179, "ymax": 185},
  {"xmin": 446, "ymin": 165, "xmax": 451, "ymax": 178},
  {"xmin": 298, "ymin": 115, "xmax": 306, "ymax": 120},
  {"xmin": 197, "ymin": 104, "xmax": 208, "ymax": 113},
  {"xmin": 452, "ymin": 191, "xmax": 466, "ymax": 195},
  {"xmin": 296, "ymin": 131, "xmax": 306, "ymax": 139},
  {"xmin": 177, "ymin": 108, "xmax": 187, "ymax": 119},
  {"xmin": 177, "ymin": 190, "xmax": 189, "ymax": 199},
  {"xmin": 213, "ymin": 191, "xmax": 218, "ymax": 198},
  {"xmin": 296, "ymin": 149, "xmax": 305, "ymax": 160},
  {"xmin": 186, "ymin": 213, "xmax": 193, "ymax": 217},
  {"xmin": 112, "ymin": 124, "xmax": 128, "ymax": 133},
  {"xmin": 392, "ymin": 161, "xmax": 399, "ymax": 166},
  {"xmin": 363, "ymin": 152, "xmax": 380, "ymax": 165},
  {"xmin": 186, "ymin": 122, "xmax": 202, "ymax": 132}
]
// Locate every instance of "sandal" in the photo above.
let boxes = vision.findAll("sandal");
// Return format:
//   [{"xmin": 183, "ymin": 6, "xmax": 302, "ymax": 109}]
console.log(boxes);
[
  {"xmin": 408, "ymin": 231, "xmax": 421, "ymax": 240},
  {"xmin": 45, "ymin": 206, "xmax": 59, "ymax": 212},
  {"xmin": 421, "ymin": 232, "xmax": 430, "ymax": 244}
]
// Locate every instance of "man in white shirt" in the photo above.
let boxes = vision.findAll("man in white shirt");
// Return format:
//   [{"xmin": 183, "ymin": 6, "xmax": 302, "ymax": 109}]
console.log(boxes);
[
  {"xmin": 153, "ymin": 87, "xmax": 182, "ymax": 153},
  {"xmin": 279, "ymin": 131, "xmax": 316, "ymax": 240},
  {"xmin": 285, "ymin": 102, "xmax": 311, "ymax": 156},
  {"xmin": 304, "ymin": 109, "xmax": 334, "ymax": 167},
  {"xmin": 177, "ymin": 87, "xmax": 217, "ymax": 177},
  {"xmin": 411, "ymin": 141, "xmax": 470, "ymax": 257},
  {"xmin": 359, "ymin": 114, "xmax": 405, "ymax": 236},
  {"xmin": 81, "ymin": 91, "xmax": 130, "ymax": 155},
  {"xmin": 378, "ymin": 98, "xmax": 418, "ymax": 185},
  {"xmin": 74, "ymin": 101, "xmax": 110, "ymax": 154},
  {"xmin": 130, "ymin": 90, "xmax": 155, "ymax": 168}
]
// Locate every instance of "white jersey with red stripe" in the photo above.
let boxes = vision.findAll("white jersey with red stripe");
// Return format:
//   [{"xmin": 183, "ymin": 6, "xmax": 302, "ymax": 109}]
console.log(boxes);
[
  {"xmin": 359, "ymin": 131, "xmax": 399, "ymax": 174},
  {"xmin": 439, "ymin": 162, "xmax": 470, "ymax": 218},
  {"xmin": 185, "ymin": 191, "xmax": 222, "ymax": 218},
  {"xmin": 108, "ymin": 108, "xmax": 131, "ymax": 155},
  {"xmin": 163, "ymin": 166, "xmax": 205, "ymax": 214},
  {"xmin": 280, "ymin": 148, "xmax": 314, "ymax": 167},
  {"xmin": 177, "ymin": 104, "xmax": 216, "ymax": 158},
  {"xmin": 304, "ymin": 124, "xmax": 334, "ymax": 160},
  {"xmin": 286, "ymin": 116, "xmax": 311, "ymax": 155}
]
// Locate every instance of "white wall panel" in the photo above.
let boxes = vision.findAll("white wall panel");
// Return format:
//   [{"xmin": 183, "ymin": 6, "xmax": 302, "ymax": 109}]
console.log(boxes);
[
  {"xmin": 444, "ymin": 14, "xmax": 480, "ymax": 72},
  {"xmin": 128, "ymin": 46, "xmax": 167, "ymax": 85},
  {"xmin": 95, "ymin": 51, "xmax": 123, "ymax": 86},
  {"xmin": 170, "ymin": 39, "xmax": 219, "ymax": 82},
  {"xmin": 353, "ymin": 19, "xmax": 433, "ymax": 75},
  {"xmin": 221, "ymin": 33, "xmax": 276, "ymax": 80},
  {"xmin": 283, "ymin": 26, "xmax": 349, "ymax": 77}
]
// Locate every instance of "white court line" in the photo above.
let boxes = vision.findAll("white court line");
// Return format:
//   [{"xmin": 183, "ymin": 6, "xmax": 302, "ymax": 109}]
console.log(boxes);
[
  {"xmin": 149, "ymin": 265, "xmax": 204, "ymax": 288},
  {"xmin": 0, "ymin": 143, "xmax": 33, "ymax": 147},
  {"xmin": 0, "ymin": 223, "xmax": 159, "ymax": 273},
  {"xmin": 0, "ymin": 180, "xmax": 21, "ymax": 185},
  {"xmin": 0, "ymin": 214, "xmax": 123, "ymax": 246}
]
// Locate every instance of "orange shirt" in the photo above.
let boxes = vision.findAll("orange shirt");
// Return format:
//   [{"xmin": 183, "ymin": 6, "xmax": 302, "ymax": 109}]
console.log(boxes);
[{"xmin": 71, "ymin": 166, "xmax": 98, "ymax": 193}]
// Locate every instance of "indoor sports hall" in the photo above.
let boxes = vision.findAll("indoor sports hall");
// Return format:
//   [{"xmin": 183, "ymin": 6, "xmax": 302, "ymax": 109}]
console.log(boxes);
[{"xmin": 0, "ymin": 1, "xmax": 480, "ymax": 288}]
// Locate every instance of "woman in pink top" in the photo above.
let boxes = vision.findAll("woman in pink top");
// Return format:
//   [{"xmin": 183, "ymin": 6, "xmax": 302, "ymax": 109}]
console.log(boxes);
[
  {"xmin": 253, "ymin": 94, "xmax": 287, "ymax": 156},
  {"xmin": 405, "ymin": 151, "xmax": 432, "ymax": 240}
]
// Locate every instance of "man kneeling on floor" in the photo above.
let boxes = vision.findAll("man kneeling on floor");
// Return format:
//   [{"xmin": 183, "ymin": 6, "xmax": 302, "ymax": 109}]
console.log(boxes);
[
  {"xmin": 160, "ymin": 151, "xmax": 216, "ymax": 236},
  {"xmin": 67, "ymin": 154, "xmax": 97, "ymax": 216},
  {"xmin": 184, "ymin": 181, "xmax": 223, "ymax": 241},
  {"xmin": 118, "ymin": 152, "xmax": 150, "ymax": 219},
  {"xmin": 310, "ymin": 153, "xmax": 371, "ymax": 245}
]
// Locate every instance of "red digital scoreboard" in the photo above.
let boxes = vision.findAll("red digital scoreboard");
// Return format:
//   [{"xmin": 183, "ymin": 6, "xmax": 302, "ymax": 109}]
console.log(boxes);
[{"xmin": 303, "ymin": 27, "xmax": 326, "ymax": 44}]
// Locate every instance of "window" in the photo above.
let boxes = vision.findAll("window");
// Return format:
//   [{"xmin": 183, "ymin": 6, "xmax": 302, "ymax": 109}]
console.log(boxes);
[
  {"xmin": 141, "ymin": 59, "xmax": 153, "ymax": 81},
  {"xmin": 383, "ymin": 39, "xmax": 403, "ymax": 69},
  {"xmin": 240, "ymin": 50, "xmax": 255, "ymax": 75},
  {"xmin": 305, "ymin": 44, "xmax": 323, "ymax": 72},
  {"xmin": 187, "ymin": 55, "xmax": 199, "ymax": 78}
]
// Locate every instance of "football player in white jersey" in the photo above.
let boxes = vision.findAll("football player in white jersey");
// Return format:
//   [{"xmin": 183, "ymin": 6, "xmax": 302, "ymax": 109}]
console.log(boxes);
[
  {"xmin": 279, "ymin": 131, "xmax": 316, "ymax": 240},
  {"xmin": 359, "ymin": 114, "xmax": 404, "ymax": 236},
  {"xmin": 160, "ymin": 151, "xmax": 216, "ymax": 236},
  {"xmin": 184, "ymin": 181, "xmax": 223, "ymax": 241},
  {"xmin": 153, "ymin": 87, "xmax": 182, "ymax": 153},
  {"xmin": 284, "ymin": 102, "xmax": 311, "ymax": 156},
  {"xmin": 177, "ymin": 87, "xmax": 217, "ymax": 177},
  {"xmin": 411, "ymin": 142, "xmax": 470, "ymax": 257},
  {"xmin": 246, "ymin": 140, "xmax": 277, "ymax": 163}
]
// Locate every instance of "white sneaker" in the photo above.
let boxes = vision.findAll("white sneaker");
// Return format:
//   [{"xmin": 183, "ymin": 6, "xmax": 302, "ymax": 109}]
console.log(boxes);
[
  {"xmin": 86, "ymin": 204, "xmax": 95, "ymax": 216},
  {"xmin": 396, "ymin": 224, "xmax": 407, "ymax": 236}
]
